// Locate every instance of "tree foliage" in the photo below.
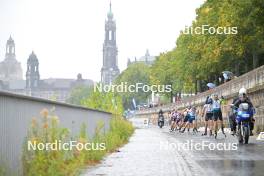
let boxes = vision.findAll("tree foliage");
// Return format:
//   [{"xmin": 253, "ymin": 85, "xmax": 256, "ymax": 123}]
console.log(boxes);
[
  {"xmin": 67, "ymin": 86, "xmax": 92, "ymax": 105},
  {"xmin": 115, "ymin": 63, "xmax": 151, "ymax": 110},
  {"xmin": 151, "ymin": 0, "xmax": 264, "ymax": 94},
  {"xmin": 81, "ymin": 88, "xmax": 124, "ymax": 115},
  {"xmin": 70, "ymin": 0, "xmax": 264, "ymax": 110}
]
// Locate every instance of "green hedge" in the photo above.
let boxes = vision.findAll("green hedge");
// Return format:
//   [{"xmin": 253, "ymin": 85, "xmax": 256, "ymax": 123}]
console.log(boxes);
[{"xmin": 22, "ymin": 109, "xmax": 134, "ymax": 176}]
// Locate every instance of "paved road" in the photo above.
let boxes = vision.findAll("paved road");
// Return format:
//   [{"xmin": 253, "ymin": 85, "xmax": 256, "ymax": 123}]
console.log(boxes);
[{"xmin": 83, "ymin": 125, "xmax": 264, "ymax": 176}]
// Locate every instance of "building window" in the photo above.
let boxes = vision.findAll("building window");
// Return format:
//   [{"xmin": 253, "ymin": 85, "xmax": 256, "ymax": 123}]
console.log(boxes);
[
  {"xmin": 34, "ymin": 80, "xmax": 37, "ymax": 87},
  {"xmin": 109, "ymin": 30, "xmax": 112, "ymax": 40}
]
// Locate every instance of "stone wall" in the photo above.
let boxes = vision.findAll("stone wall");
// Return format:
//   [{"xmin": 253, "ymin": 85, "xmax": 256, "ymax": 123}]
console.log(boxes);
[{"xmin": 136, "ymin": 65, "xmax": 264, "ymax": 132}]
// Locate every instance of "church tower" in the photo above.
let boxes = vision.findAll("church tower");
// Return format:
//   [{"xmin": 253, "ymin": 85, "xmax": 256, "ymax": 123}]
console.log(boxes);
[
  {"xmin": 0, "ymin": 36, "xmax": 23, "ymax": 81},
  {"xmin": 5, "ymin": 36, "xmax": 16, "ymax": 59},
  {"xmin": 26, "ymin": 51, "xmax": 40, "ymax": 89},
  {"xmin": 101, "ymin": 2, "xmax": 120, "ymax": 85}
]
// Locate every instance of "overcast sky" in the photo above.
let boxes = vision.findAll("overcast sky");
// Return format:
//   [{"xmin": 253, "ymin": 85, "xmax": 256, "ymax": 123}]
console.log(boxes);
[{"xmin": 0, "ymin": 0, "xmax": 205, "ymax": 82}]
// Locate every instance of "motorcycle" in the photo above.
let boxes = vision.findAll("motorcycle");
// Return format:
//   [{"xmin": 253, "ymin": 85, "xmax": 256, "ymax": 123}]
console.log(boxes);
[
  {"xmin": 158, "ymin": 115, "xmax": 164, "ymax": 128},
  {"xmin": 234, "ymin": 103, "xmax": 254, "ymax": 144}
]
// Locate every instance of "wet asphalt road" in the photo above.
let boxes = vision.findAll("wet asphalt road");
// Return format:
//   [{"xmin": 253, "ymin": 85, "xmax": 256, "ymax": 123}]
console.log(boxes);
[
  {"xmin": 83, "ymin": 125, "xmax": 264, "ymax": 176},
  {"xmin": 165, "ymin": 128, "xmax": 264, "ymax": 176}
]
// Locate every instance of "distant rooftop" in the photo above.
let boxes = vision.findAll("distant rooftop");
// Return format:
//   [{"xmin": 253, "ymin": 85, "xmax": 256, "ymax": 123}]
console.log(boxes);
[{"xmin": 2, "ymin": 78, "xmax": 93, "ymax": 91}]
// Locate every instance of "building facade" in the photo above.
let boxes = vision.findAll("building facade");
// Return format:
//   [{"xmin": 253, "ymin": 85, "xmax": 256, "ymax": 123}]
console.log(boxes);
[
  {"xmin": 0, "ymin": 36, "xmax": 23, "ymax": 81},
  {"xmin": 127, "ymin": 49, "xmax": 156, "ymax": 67},
  {"xmin": 101, "ymin": 2, "xmax": 120, "ymax": 85},
  {"xmin": 26, "ymin": 51, "xmax": 40, "ymax": 89},
  {"xmin": 0, "ymin": 37, "xmax": 93, "ymax": 102}
]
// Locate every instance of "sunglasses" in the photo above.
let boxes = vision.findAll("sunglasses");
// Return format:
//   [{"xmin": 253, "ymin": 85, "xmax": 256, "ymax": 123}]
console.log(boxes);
[{"xmin": 239, "ymin": 93, "xmax": 246, "ymax": 98}]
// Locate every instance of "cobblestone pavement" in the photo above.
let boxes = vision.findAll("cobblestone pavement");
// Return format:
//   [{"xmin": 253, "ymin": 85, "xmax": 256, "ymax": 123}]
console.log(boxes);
[{"xmin": 83, "ymin": 126, "xmax": 264, "ymax": 176}]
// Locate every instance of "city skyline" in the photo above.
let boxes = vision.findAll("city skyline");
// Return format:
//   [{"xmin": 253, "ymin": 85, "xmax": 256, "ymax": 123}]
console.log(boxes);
[{"xmin": 0, "ymin": 0, "xmax": 205, "ymax": 81}]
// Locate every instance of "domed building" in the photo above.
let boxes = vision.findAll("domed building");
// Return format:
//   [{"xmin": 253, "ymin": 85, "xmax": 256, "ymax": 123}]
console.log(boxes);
[
  {"xmin": 0, "ymin": 37, "xmax": 93, "ymax": 102},
  {"xmin": 0, "ymin": 36, "xmax": 23, "ymax": 81},
  {"xmin": 24, "ymin": 51, "xmax": 93, "ymax": 102}
]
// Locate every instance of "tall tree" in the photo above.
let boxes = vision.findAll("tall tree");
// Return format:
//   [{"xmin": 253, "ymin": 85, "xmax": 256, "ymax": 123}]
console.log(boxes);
[{"xmin": 115, "ymin": 63, "xmax": 151, "ymax": 109}]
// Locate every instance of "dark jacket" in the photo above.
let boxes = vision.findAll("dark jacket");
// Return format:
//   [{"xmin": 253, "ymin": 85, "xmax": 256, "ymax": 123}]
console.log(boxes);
[{"xmin": 233, "ymin": 97, "xmax": 253, "ymax": 109}]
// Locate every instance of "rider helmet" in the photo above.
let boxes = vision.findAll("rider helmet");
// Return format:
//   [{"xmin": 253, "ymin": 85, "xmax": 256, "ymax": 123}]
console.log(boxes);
[
  {"xmin": 239, "ymin": 87, "xmax": 247, "ymax": 95},
  {"xmin": 239, "ymin": 88, "xmax": 247, "ymax": 100}
]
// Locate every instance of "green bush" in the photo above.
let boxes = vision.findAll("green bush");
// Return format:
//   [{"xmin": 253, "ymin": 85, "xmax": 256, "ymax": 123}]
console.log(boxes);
[
  {"xmin": 22, "ymin": 109, "xmax": 134, "ymax": 176},
  {"xmin": 22, "ymin": 109, "xmax": 83, "ymax": 176},
  {"xmin": 0, "ymin": 161, "xmax": 13, "ymax": 176},
  {"xmin": 106, "ymin": 116, "xmax": 134, "ymax": 149},
  {"xmin": 82, "ymin": 116, "xmax": 134, "ymax": 162}
]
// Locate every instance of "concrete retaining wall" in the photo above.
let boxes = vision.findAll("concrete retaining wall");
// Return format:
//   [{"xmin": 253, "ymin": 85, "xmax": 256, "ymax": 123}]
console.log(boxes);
[
  {"xmin": 136, "ymin": 65, "xmax": 264, "ymax": 131},
  {"xmin": 0, "ymin": 91, "xmax": 112, "ymax": 175}
]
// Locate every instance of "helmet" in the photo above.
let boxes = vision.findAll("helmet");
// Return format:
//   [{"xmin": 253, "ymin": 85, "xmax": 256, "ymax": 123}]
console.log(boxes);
[
  {"xmin": 239, "ymin": 88, "xmax": 247, "ymax": 95},
  {"xmin": 213, "ymin": 94, "xmax": 218, "ymax": 97},
  {"xmin": 210, "ymin": 93, "xmax": 218, "ymax": 97},
  {"xmin": 212, "ymin": 94, "xmax": 218, "ymax": 99}
]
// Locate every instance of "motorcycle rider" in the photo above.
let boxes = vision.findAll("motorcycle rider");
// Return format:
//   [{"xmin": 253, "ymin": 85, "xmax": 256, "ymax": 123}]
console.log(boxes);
[
  {"xmin": 229, "ymin": 97, "xmax": 239, "ymax": 135},
  {"xmin": 158, "ymin": 109, "xmax": 165, "ymax": 127},
  {"xmin": 158, "ymin": 109, "xmax": 163, "ymax": 116},
  {"xmin": 231, "ymin": 88, "xmax": 255, "ymax": 136}
]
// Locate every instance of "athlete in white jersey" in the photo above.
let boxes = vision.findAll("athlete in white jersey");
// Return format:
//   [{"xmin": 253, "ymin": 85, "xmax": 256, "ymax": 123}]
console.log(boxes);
[{"xmin": 212, "ymin": 94, "xmax": 226, "ymax": 139}]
